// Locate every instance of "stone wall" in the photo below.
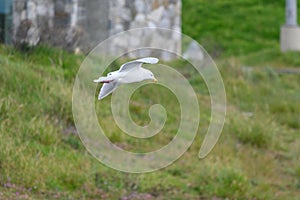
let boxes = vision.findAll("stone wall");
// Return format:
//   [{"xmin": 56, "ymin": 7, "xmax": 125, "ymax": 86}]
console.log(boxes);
[
  {"xmin": 10, "ymin": 0, "xmax": 181, "ymax": 58},
  {"xmin": 109, "ymin": 0, "xmax": 181, "ymax": 60},
  {"xmin": 13, "ymin": 0, "xmax": 94, "ymax": 51}
]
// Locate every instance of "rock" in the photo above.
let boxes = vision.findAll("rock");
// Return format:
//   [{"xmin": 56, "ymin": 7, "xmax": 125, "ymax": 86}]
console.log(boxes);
[
  {"xmin": 144, "ymin": 1, "xmax": 152, "ymax": 14},
  {"xmin": 138, "ymin": 49, "xmax": 153, "ymax": 58},
  {"xmin": 161, "ymin": 51, "xmax": 174, "ymax": 61},
  {"xmin": 27, "ymin": 26, "xmax": 40, "ymax": 46},
  {"xmin": 27, "ymin": 1, "xmax": 37, "ymax": 21},
  {"xmin": 48, "ymin": 4, "xmax": 55, "ymax": 17},
  {"xmin": 149, "ymin": 32, "xmax": 165, "ymax": 48},
  {"xmin": 159, "ymin": 8, "xmax": 171, "ymax": 28},
  {"xmin": 114, "ymin": 23, "xmax": 124, "ymax": 33},
  {"xmin": 129, "ymin": 34, "xmax": 141, "ymax": 47},
  {"xmin": 74, "ymin": 47, "xmax": 81, "ymax": 55},
  {"xmin": 183, "ymin": 40, "xmax": 204, "ymax": 61},
  {"xmin": 54, "ymin": 0, "xmax": 65, "ymax": 13},
  {"xmin": 110, "ymin": 0, "xmax": 117, "ymax": 7},
  {"xmin": 112, "ymin": 34, "xmax": 128, "ymax": 48},
  {"xmin": 131, "ymin": 19, "xmax": 147, "ymax": 29},
  {"xmin": 134, "ymin": 13, "xmax": 146, "ymax": 22},
  {"xmin": 173, "ymin": 16, "xmax": 180, "ymax": 26},
  {"xmin": 65, "ymin": 28, "xmax": 76, "ymax": 43},
  {"xmin": 13, "ymin": 12, "xmax": 21, "ymax": 30},
  {"xmin": 119, "ymin": 7, "xmax": 132, "ymax": 21},
  {"xmin": 147, "ymin": 21, "xmax": 156, "ymax": 28},
  {"xmin": 169, "ymin": 0, "xmax": 178, "ymax": 4},
  {"xmin": 167, "ymin": 3, "xmax": 176, "ymax": 19},
  {"xmin": 176, "ymin": 1, "xmax": 181, "ymax": 14},
  {"xmin": 117, "ymin": 0, "xmax": 126, "ymax": 7},
  {"xmin": 14, "ymin": 0, "xmax": 26, "ymax": 12},
  {"xmin": 134, "ymin": 0, "xmax": 145, "ymax": 13},
  {"xmin": 159, "ymin": 17, "xmax": 171, "ymax": 29},
  {"xmin": 109, "ymin": 6, "xmax": 118, "ymax": 21},
  {"xmin": 147, "ymin": 6, "xmax": 164, "ymax": 23},
  {"xmin": 15, "ymin": 19, "xmax": 32, "ymax": 42},
  {"xmin": 174, "ymin": 41, "xmax": 181, "ymax": 54},
  {"xmin": 20, "ymin": 10, "xmax": 26, "ymax": 20},
  {"xmin": 172, "ymin": 26, "xmax": 181, "ymax": 40},
  {"xmin": 37, "ymin": 4, "xmax": 48, "ymax": 16}
]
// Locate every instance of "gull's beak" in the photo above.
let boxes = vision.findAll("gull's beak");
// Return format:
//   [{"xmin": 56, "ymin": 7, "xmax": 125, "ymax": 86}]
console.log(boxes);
[{"xmin": 153, "ymin": 78, "xmax": 158, "ymax": 83}]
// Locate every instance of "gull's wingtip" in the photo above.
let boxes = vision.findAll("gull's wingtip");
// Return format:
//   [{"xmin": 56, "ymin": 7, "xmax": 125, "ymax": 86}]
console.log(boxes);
[
  {"xmin": 147, "ymin": 57, "xmax": 159, "ymax": 64},
  {"xmin": 150, "ymin": 57, "xmax": 159, "ymax": 64},
  {"xmin": 136, "ymin": 57, "xmax": 159, "ymax": 64},
  {"xmin": 97, "ymin": 94, "xmax": 103, "ymax": 100}
]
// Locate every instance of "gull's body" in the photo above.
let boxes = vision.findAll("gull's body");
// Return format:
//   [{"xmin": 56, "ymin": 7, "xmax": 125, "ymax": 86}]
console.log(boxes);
[{"xmin": 94, "ymin": 57, "xmax": 159, "ymax": 100}]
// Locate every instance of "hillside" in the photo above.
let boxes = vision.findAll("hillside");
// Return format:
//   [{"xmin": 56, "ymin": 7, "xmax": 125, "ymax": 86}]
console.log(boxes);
[
  {"xmin": 183, "ymin": 0, "xmax": 300, "ymax": 59},
  {"xmin": 0, "ymin": 43, "xmax": 299, "ymax": 199}
]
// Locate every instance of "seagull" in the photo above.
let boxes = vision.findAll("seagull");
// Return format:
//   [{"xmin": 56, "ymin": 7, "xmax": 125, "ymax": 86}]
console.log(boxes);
[{"xmin": 94, "ymin": 57, "xmax": 159, "ymax": 100}]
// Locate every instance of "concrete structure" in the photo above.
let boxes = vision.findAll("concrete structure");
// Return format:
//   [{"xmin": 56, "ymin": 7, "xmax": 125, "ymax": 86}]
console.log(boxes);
[
  {"xmin": 0, "ymin": 0, "xmax": 181, "ymax": 58},
  {"xmin": 280, "ymin": 0, "xmax": 300, "ymax": 52},
  {"xmin": 0, "ymin": 0, "xmax": 13, "ymax": 44},
  {"xmin": 109, "ymin": 0, "xmax": 181, "ymax": 60},
  {"xmin": 12, "ymin": 0, "xmax": 110, "ymax": 52}
]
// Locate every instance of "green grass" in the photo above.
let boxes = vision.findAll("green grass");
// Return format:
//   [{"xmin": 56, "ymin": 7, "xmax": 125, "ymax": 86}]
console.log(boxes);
[
  {"xmin": 0, "ymin": 1, "xmax": 300, "ymax": 199},
  {"xmin": 182, "ymin": 0, "xmax": 300, "ymax": 61},
  {"xmin": 0, "ymin": 43, "xmax": 299, "ymax": 199}
]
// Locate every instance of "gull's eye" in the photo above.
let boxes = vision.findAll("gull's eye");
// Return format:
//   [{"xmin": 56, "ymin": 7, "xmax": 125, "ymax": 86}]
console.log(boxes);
[{"xmin": 108, "ymin": 73, "xmax": 112, "ymax": 76}]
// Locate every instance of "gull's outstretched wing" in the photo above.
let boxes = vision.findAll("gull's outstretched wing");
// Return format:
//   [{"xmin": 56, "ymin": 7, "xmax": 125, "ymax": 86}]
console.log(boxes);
[
  {"xmin": 118, "ymin": 57, "xmax": 159, "ymax": 72},
  {"xmin": 98, "ymin": 82, "xmax": 118, "ymax": 100}
]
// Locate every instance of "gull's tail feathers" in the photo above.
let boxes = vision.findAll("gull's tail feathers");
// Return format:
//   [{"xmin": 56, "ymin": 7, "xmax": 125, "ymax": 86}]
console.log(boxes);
[{"xmin": 93, "ymin": 77, "xmax": 113, "ymax": 83}]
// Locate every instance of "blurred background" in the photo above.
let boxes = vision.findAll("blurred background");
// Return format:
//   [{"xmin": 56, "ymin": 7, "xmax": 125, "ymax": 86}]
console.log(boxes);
[{"xmin": 0, "ymin": 0, "xmax": 299, "ymax": 199}]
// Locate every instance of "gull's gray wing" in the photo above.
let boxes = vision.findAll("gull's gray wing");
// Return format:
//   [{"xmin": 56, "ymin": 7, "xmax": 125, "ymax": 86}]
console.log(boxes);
[
  {"xmin": 118, "ymin": 57, "xmax": 159, "ymax": 72},
  {"xmin": 98, "ymin": 82, "xmax": 118, "ymax": 100}
]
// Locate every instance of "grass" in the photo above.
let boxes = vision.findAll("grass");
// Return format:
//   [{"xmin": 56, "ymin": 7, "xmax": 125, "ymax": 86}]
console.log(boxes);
[
  {"xmin": 182, "ymin": 0, "xmax": 300, "ymax": 62},
  {"xmin": 0, "ymin": 43, "xmax": 299, "ymax": 199},
  {"xmin": 0, "ymin": 1, "xmax": 299, "ymax": 199}
]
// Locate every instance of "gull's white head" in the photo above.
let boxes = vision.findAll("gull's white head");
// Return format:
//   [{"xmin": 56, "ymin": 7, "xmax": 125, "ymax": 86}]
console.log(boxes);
[{"xmin": 143, "ymin": 69, "xmax": 158, "ymax": 83}]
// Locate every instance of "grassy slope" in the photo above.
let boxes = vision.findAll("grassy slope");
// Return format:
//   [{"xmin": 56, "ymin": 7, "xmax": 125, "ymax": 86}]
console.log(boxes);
[
  {"xmin": 182, "ymin": 0, "xmax": 300, "ymax": 67},
  {"xmin": 0, "ymin": 45, "xmax": 299, "ymax": 199},
  {"xmin": 183, "ymin": 0, "xmax": 283, "ymax": 55},
  {"xmin": 0, "ymin": 0, "xmax": 299, "ymax": 199}
]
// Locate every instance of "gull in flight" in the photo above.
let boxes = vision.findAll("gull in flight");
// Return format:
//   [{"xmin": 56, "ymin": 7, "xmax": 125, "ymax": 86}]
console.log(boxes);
[{"xmin": 94, "ymin": 57, "xmax": 159, "ymax": 100}]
